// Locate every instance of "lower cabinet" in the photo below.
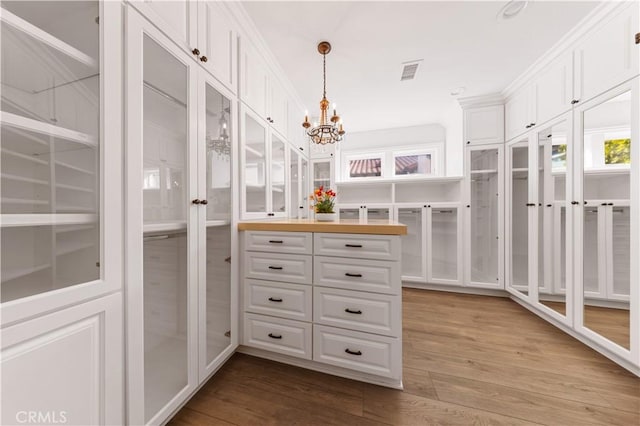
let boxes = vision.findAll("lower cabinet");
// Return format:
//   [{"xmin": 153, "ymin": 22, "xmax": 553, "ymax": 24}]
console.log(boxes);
[
  {"xmin": 0, "ymin": 293, "xmax": 123, "ymax": 426},
  {"xmin": 241, "ymin": 230, "xmax": 403, "ymax": 386}
]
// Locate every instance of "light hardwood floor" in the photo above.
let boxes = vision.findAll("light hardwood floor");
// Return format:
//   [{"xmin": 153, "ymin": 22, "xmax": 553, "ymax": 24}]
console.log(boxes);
[{"xmin": 170, "ymin": 289, "xmax": 640, "ymax": 425}]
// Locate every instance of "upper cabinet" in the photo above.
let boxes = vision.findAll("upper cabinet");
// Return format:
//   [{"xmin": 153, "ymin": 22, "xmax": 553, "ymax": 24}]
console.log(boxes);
[
  {"xmin": 505, "ymin": 86, "xmax": 534, "ymax": 141},
  {"xmin": 533, "ymin": 51, "xmax": 573, "ymax": 126},
  {"xmin": 129, "ymin": 0, "xmax": 236, "ymax": 93},
  {"xmin": 240, "ymin": 38, "xmax": 290, "ymax": 138},
  {"xmin": 463, "ymin": 104, "xmax": 504, "ymax": 146},
  {"xmin": 574, "ymin": 2, "xmax": 639, "ymax": 105}
]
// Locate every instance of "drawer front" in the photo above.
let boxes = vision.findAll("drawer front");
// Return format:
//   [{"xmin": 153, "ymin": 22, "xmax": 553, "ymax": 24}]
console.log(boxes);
[
  {"xmin": 314, "ymin": 287, "xmax": 400, "ymax": 336},
  {"xmin": 244, "ymin": 314, "xmax": 312, "ymax": 359},
  {"xmin": 314, "ymin": 256, "xmax": 400, "ymax": 295},
  {"xmin": 245, "ymin": 252, "xmax": 312, "ymax": 285},
  {"xmin": 244, "ymin": 231, "xmax": 313, "ymax": 254},
  {"xmin": 313, "ymin": 325, "xmax": 400, "ymax": 379},
  {"xmin": 314, "ymin": 233, "xmax": 400, "ymax": 261},
  {"xmin": 245, "ymin": 279, "xmax": 312, "ymax": 321}
]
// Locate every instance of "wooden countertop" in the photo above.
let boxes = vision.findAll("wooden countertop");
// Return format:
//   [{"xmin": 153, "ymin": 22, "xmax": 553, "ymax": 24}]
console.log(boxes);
[{"xmin": 238, "ymin": 219, "xmax": 407, "ymax": 235}]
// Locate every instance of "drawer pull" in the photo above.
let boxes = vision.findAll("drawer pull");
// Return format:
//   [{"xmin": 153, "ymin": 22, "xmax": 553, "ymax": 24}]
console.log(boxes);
[
  {"xmin": 268, "ymin": 240, "xmax": 284, "ymax": 244},
  {"xmin": 344, "ymin": 308, "xmax": 362, "ymax": 315},
  {"xmin": 344, "ymin": 348, "xmax": 362, "ymax": 356},
  {"xmin": 345, "ymin": 273, "xmax": 363, "ymax": 278},
  {"xmin": 345, "ymin": 244, "xmax": 363, "ymax": 248},
  {"xmin": 268, "ymin": 333, "xmax": 282, "ymax": 339},
  {"xmin": 268, "ymin": 266, "xmax": 283, "ymax": 270},
  {"xmin": 268, "ymin": 297, "xmax": 283, "ymax": 302}
]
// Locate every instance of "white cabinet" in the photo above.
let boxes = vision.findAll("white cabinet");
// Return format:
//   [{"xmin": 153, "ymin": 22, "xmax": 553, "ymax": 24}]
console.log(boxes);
[
  {"xmin": 533, "ymin": 51, "xmax": 573, "ymax": 126},
  {"xmin": 129, "ymin": 0, "xmax": 198, "ymax": 54},
  {"xmin": 289, "ymin": 148, "xmax": 309, "ymax": 218},
  {"xmin": 125, "ymin": 8, "xmax": 236, "ymax": 424},
  {"xmin": 241, "ymin": 107, "xmax": 289, "ymax": 219},
  {"xmin": 428, "ymin": 205, "xmax": 462, "ymax": 285},
  {"xmin": 464, "ymin": 145, "xmax": 504, "ymax": 289},
  {"xmin": 196, "ymin": 0, "xmax": 236, "ymax": 92},
  {"xmin": 240, "ymin": 38, "xmax": 289, "ymax": 137},
  {"xmin": 463, "ymin": 104, "xmax": 504, "ymax": 146},
  {"xmin": 395, "ymin": 206, "xmax": 427, "ymax": 282},
  {"xmin": 311, "ymin": 158, "xmax": 334, "ymax": 192},
  {"xmin": 574, "ymin": 2, "xmax": 639, "ymax": 105},
  {"xmin": 1, "ymin": 293, "xmax": 123, "ymax": 426},
  {"xmin": 505, "ymin": 85, "xmax": 536, "ymax": 141}
]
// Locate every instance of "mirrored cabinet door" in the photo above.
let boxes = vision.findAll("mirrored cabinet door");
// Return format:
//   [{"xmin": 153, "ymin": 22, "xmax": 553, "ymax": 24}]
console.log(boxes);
[
  {"xmin": 1, "ymin": 1, "xmax": 101, "ymax": 303},
  {"xmin": 535, "ymin": 116, "xmax": 571, "ymax": 321},
  {"xmin": 507, "ymin": 140, "xmax": 530, "ymax": 297},
  {"xmin": 578, "ymin": 86, "xmax": 633, "ymax": 351},
  {"xmin": 270, "ymin": 134, "xmax": 287, "ymax": 216}
]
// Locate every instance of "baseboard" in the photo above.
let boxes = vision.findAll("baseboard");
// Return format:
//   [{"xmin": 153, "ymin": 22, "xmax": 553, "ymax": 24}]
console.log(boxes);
[{"xmin": 402, "ymin": 281, "xmax": 509, "ymax": 298}]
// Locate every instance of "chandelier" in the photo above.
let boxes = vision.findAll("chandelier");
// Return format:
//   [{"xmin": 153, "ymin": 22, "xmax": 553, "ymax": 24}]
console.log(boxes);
[
  {"xmin": 207, "ymin": 101, "xmax": 230, "ymax": 160},
  {"xmin": 302, "ymin": 41, "xmax": 345, "ymax": 145}
]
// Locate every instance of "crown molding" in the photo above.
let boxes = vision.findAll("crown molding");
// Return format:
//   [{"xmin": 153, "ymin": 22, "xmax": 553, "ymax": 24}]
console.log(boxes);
[
  {"xmin": 501, "ymin": 0, "xmax": 633, "ymax": 100},
  {"xmin": 457, "ymin": 93, "xmax": 504, "ymax": 109},
  {"xmin": 223, "ymin": 1, "xmax": 306, "ymax": 112}
]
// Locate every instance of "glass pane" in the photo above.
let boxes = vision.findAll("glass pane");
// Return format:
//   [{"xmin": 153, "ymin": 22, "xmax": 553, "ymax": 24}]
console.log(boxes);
[
  {"xmin": 205, "ymin": 225, "xmax": 231, "ymax": 365},
  {"xmin": 398, "ymin": 208, "xmax": 423, "ymax": 279},
  {"xmin": 537, "ymin": 123, "xmax": 568, "ymax": 317},
  {"xmin": 394, "ymin": 154, "xmax": 432, "ymax": 176},
  {"xmin": 339, "ymin": 208, "xmax": 359, "ymax": 220},
  {"xmin": 205, "ymin": 85, "xmax": 231, "ymax": 221},
  {"xmin": 509, "ymin": 143, "xmax": 529, "ymax": 295},
  {"xmin": 143, "ymin": 232, "xmax": 188, "ymax": 422},
  {"xmin": 204, "ymin": 84, "xmax": 232, "ymax": 364},
  {"xmin": 0, "ymin": 1, "xmax": 100, "ymax": 302},
  {"xmin": 290, "ymin": 149, "xmax": 299, "ymax": 216},
  {"xmin": 349, "ymin": 157, "xmax": 381, "ymax": 178},
  {"xmin": 469, "ymin": 149, "xmax": 499, "ymax": 284},
  {"xmin": 431, "ymin": 208, "xmax": 457, "ymax": 281},
  {"xmin": 300, "ymin": 158, "xmax": 308, "ymax": 218},
  {"xmin": 582, "ymin": 90, "xmax": 630, "ymax": 349},
  {"xmin": 367, "ymin": 207, "xmax": 389, "ymax": 221},
  {"xmin": 244, "ymin": 114, "xmax": 266, "ymax": 213},
  {"xmin": 313, "ymin": 161, "xmax": 330, "ymax": 191},
  {"xmin": 271, "ymin": 135, "xmax": 286, "ymax": 214},
  {"xmin": 142, "ymin": 35, "xmax": 189, "ymax": 422}
]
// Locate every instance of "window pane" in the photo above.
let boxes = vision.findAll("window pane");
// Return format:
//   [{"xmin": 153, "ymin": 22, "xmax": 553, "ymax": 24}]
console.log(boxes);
[
  {"xmin": 349, "ymin": 158, "xmax": 381, "ymax": 178},
  {"xmin": 604, "ymin": 139, "xmax": 630, "ymax": 165},
  {"xmin": 395, "ymin": 154, "xmax": 431, "ymax": 175}
]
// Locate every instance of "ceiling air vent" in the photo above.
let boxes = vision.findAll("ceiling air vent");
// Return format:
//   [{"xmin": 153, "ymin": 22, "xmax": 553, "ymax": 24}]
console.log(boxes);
[{"xmin": 400, "ymin": 60, "xmax": 422, "ymax": 81}]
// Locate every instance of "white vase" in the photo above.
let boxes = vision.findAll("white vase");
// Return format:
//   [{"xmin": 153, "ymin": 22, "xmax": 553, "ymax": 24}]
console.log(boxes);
[{"xmin": 315, "ymin": 212, "xmax": 337, "ymax": 222}]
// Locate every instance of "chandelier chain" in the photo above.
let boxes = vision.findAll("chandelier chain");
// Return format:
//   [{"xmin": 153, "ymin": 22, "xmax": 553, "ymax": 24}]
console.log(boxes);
[{"xmin": 323, "ymin": 52, "xmax": 327, "ymax": 99}]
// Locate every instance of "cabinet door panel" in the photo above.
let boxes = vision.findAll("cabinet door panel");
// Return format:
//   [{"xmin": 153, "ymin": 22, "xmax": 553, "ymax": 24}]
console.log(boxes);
[
  {"xmin": 198, "ymin": 1, "xmax": 235, "ymax": 91},
  {"xmin": 269, "ymin": 78, "xmax": 288, "ymax": 137},
  {"xmin": 396, "ymin": 207, "xmax": 426, "ymax": 282},
  {"xmin": 574, "ymin": 3, "xmax": 638, "ymax": 104},
  {"xmin": 429, "ymin": 207, "xmax": 460, "ymax": 283},
  {"xmin": 505, "ymin": 89, "xmax": 530, "ymax": 141},
  {"xmin": 130, "ymin": 0, "xmax": 197, "ymax": 52},
  {"xmin": 242, "ymin": 111, "xmax": 268, "ymax": 216},
  {"xmin": 464, "ymin": 105, "xmax": 504, "ymax": 145},
  {"xmin": 535, "ymin": 53, "xmax": 572, "ymax": 126},
  {"xmin": 270, "ymin": 134, "xmax": 287, "ymax": 216},
  {"xmin": 240, "ymin": 41, "xmax": 268, "ymax": 117}
]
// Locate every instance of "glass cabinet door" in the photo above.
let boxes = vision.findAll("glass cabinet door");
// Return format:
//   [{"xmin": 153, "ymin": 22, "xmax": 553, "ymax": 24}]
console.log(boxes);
[
  {"xmin": 580, "ymin": 88, "xmax": 632, "ymax": 350},
  {"xmin": 141, "ymin": 33, "xmax": 191, "ymax": 424},
  {"xmin": 1, "ymin": 1, "xmax": 101, "ymax": 303},
  {"xmin": 290, "ymin": 148, "xmax": 299, "ymax": 217},
  {"xmin": 270, "ymin": 134, "xmax": 286, "ymax": 216},
  {"xmin": 312, "ymin": 160, "xmax": 331, "ymax": 191},
  {"xmin": 429, "ymin": 207, "xmax": 459, "ymax": 283},
  {"xmin": 300, "ymin": 158, "xmax": 309, "ymax": 218},
  {"xmin": 397, "ymin": 207, "xmax": 425, "ymax": 281},
  {"xmin": 202, "ymin": 81, "xmax": 232, "ymax": 370},
  {"xmin": 339, "ymin": 207, "xmax": 360, "ymax": 220},
  {"xmin": 507, "ymin": 141, "xmax": 530, "ymax": 296},
  {"xmin": 366, "ymin": 206, "xmax": 390, "ymax": 222},
  {"xmin": 468, "ymin": 148, "xmax": 500, "ymax": 285},
  {"xmin": 243, "ymin": 113, "xmax": 267, "ymax": 214},
  {"xmin": 536, "ymin": 119, "xmax": 570, "ymax": 319}
]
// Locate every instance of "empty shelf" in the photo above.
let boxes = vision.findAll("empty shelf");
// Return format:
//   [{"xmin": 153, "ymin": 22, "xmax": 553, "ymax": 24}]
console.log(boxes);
[
  {"xmin": 2, "ymin": 263, "xmax": 51, "ymax": 282},
  {"xmin": 1, "ymin": 112, "xmax": 97, "ymax": 147},
  {"xmin": 1, "ymin": 213, "xmax": 97, "ymax": 227}
]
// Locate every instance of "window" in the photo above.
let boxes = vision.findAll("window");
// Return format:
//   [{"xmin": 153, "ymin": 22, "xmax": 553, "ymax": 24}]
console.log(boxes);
[
  {"xmin": 394, "ymin": 153, "xmax": 432, "ymax": 176},
  {"xmin": 604, "ymin": 138, "xmax": 631, "ymax": 165},
  {"xmin": 349, "ymin": 156, "xmax": 382, "ymax": 178},
  {"xmin": 551, "ymin": 144, "xmax": 567, "ymax": 170}
]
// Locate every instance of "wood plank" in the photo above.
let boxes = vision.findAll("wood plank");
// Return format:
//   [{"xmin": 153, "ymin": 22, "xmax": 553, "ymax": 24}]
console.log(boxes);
[
  {"xmin": 167, "ymin": 407, "xmax": 235, "ymax": 426},
  {"xmin": 238, "ymin": 219, "xmax": 407, "ymax": 235}
]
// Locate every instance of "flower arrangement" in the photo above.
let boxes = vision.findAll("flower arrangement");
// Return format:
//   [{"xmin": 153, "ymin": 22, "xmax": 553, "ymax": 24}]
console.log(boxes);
[{"xmin": 310, "ymin": 186, "xmax": 336, "ymax": 213}]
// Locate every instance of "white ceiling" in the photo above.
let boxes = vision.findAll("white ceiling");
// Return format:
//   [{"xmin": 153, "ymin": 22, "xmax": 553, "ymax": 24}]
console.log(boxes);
[{"xmin": 242, "ymin": 1, "xmax": 599, "ymax": 133}]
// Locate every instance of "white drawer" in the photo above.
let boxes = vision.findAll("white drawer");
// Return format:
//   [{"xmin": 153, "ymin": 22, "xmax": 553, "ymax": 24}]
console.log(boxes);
[
  {"xmin": 245, "ymin": 252, "xmax": 312, "ymax": 285},
  {"xmin": 314, "ymin": 233, "xmax": 400, "ymax": 261},
  {"xmin": 245, "ymin": 279, "xmax": 312, "ymax": 321},
  {"xmin": 313, "ymin": 325, "xmax": 400, "ymax": 379},
  {"xmin": 244, "ymin": 313, "xmax": 312, "ymax": 360},
  {"xmin": 314, "ymin": 287, "xmax": 401, "ymax": 337},
  {"xmin": 244, "ymin": 231, "xmax": 313, "ymax": 255},
  {"xmin": 314, "ymin": 256, "xmax": 400, "ymax": 295}
]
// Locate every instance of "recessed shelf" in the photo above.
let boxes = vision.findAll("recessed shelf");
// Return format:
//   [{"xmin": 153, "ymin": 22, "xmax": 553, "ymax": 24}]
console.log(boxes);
[
  {"xmin": 56, "ymin": 241, "xmax": 94, "ymax": 257},
  {"xmin": 144, "ymin": 221, "xmax": 187, "ymax": 234},
  {"xmin": 1, "ymin": 197, "xmax": 49, "ymax": 205},
  {"xmin": 1, "ymin": 148, "xmax": 49, "ymax": 165},
  {"xmin": 470, "ymin": 169, "xmax": 498, "ymax": 175},
  {"xmin": 1, "ymin": 213, "xmax": 97, "ymax": 227},
  {"xmin": 1, "ymin": 111, "xmax": 98, "ymax": 147},
  {"xmin": 2, "ymin": 263, "xmax": 51, "ymax": 282},
  {"xmin": 55, "ymin": 161, "xmax": 95, "ymax": 175},
  {"xmin": 56, "ymin": 183, "xmax": 94, "ymax": 193},
  {"xmin": 1, "ymin": 173, "xmax": 48, "ymax": 186}
]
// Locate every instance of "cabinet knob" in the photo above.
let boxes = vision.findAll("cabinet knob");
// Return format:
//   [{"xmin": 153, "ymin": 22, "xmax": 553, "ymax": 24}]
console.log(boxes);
[
  {"xmin": 571, "ymin": 201, "xmax": 579, "ymax": 205},
  {"xmin": 200, "ymin": 55, "xmax": 208, "ymax": 63},
  {"xmin": 267, "ymin": 212, "xmax": 275, "ymax": 216},
  {"xmin": 200, "ymin": 199, "xmax": 208, "ymax": 205},
  {"xmin": 344, "ymin": 349, "xmax": 362, "ymax": 356},
  {"xmin": 571, "ymin": 99, "xmax": 580, "ymax": 105},
  {"xmin": 530, "ymin": 122, "xmax": 536, "ymax": 127},
  {"xmin": 525, "ymin": 124, "xmax": 531, "ymax": 129},
  {"xmin": 192, "ymin": 48, "xmax": 200, "ymax": 56},
  {"xmin": 546, "ymin": 204, "xmax": 552, "ymax": 207},
  {"xmin": 466, "ymin": 141, "xmax": 471, "ymax": 145},
  {"xmin": 526, "ymin": 203, "xmax": 536, "ymax": 206},
  {"xmin": 192, "ymin": 199, "xmax": 201, "ymax": 204}
]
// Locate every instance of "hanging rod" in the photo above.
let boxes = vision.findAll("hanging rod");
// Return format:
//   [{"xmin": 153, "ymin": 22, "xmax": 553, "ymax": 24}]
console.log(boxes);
[{"xmin": 144, "ymin": 81, "xmax": 186, "ymax": 108}]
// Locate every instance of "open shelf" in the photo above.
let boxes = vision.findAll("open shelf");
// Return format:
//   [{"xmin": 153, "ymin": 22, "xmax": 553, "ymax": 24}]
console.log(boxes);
[
  {"xmin": 56, "ymin": 241, "xmax": 94, "ymax": 257},
  {"xmin": 3, "ymin": 263, "xmax": 52, "ymax": 282},
  {"xmin": 1, "ymin": 111, "xmax": 97, "ymax": 147},
  {"xmin": 144, "ymin": 221, "xmax": 188, "ymax": 234},
  {"xmin": 1, "ymin": 213, "xmax": 97, "ymax": 227}
]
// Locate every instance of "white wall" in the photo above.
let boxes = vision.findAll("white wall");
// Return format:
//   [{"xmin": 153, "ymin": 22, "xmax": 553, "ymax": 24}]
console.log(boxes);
[{"xmin": 339, "ymin": 102, "xmax": 464, "ymax": 177}]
